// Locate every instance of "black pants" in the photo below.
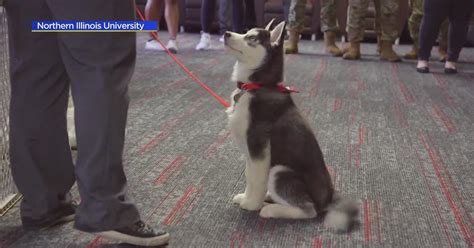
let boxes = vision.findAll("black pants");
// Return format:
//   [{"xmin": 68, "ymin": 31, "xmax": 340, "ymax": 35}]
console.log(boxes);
[
  {"xmin": 418, "ymin": 0, "xmax": 474, "ymax": 62},
  {"xmin": 6, "ymin": 0, "xmax": 140, "ymax": 232},
  {"xmin": 244, "ymin": 0, "xmax": 257, "ymax": 30},
  {"xmin": 201, "ymin": 0, "xmax": 244, "ymax": 33}
]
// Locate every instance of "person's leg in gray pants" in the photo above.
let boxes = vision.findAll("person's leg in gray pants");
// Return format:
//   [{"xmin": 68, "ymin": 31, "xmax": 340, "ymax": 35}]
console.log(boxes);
[
  {"xmin": 7, "ymin": 0, "xmax": 140, "ymax": 232},
  {"xmin": 219, "ymin": 0, "xmax": 232, "ymax": 35}
]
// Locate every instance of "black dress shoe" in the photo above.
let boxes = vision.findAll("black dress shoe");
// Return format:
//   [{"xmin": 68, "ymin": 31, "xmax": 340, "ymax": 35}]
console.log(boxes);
[
  {"xmin": 416, "ymin": 67, "xmax": 430, "ymax": 73},
  {"xmin": 22, "ymin": 202, "xmax": 77, "ymax": 231},
  {"xmin": 444, "ymin": 67, "xmax": 457, "ymax": 74}
]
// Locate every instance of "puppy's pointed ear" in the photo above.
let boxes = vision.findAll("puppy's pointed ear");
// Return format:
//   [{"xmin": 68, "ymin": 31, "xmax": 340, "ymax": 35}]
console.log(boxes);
[
  {"xmin": 265, "ymin": 18, "xmax": 276, "ymax": 31},
  {"xmin": 270, "ymin": 21, "xmax": 286, "ymax": 46}
]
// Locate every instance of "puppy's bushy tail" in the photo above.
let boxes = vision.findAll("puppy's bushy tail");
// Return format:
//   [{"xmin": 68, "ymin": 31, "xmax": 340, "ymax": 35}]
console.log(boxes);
[{"xmin": 323, "ymin": 193, "xmax": 359, "ymax": 232}]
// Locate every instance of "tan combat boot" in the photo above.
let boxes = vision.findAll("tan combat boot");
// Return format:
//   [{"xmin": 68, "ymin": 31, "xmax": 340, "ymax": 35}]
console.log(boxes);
[
  {"xmin": 342, "ymin": 42, "xmax": 361, "ymax": 60},
  {"xmin": 379, "ymin": 40, "xmax": 401, "ymax": 62},
  {"xmin": 404, "ymin": 43, "xmax": 418, "ymax": 60},
  {"xmin": 438, "ymin": 42, "xmax": 448, "ymax": 62},
  {"xmin": 340, "ymin": 45, "xmax": 348, "ymax": 54},
  {"xmin": 284, "ymin": 30, "xmax": 299, "ymax": 54},
  {"xmin": 324, "ymin": 31, "xmax": 343, "ymax": 56}
]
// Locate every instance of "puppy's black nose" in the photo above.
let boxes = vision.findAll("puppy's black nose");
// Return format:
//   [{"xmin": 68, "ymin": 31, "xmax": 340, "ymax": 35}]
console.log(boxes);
[{"xmin": 224, "ymin": 32, "xmax": 232, "ymax": 38}]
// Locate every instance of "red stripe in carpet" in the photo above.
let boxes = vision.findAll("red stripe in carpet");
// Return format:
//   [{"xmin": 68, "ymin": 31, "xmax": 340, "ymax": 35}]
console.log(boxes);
[
  {"xmin": 147, "ymin": 183, "xmax": 180, "ymax": 219},
  {"xmin": 137, "ymin": 101, "xmax": 204, "ymax": 155},
  {"xmin": 309, "ymin": 60, "xmax": 327, "ymax": 97},
  {"xmin": 175, "ymin": 186, "xmax": 203, "ymax": 225},
  {"xmin": 425, "ymin": 134, "xmax": 473, "ymax": 226},
  {"xmin": 359, "ymin": 125, "xmax": 365, "ymax": 145},
  {"xmin": 333, "ymin": 98, "xmax": 342, "ymax": 112},
  {"xmin": 229, "ymin": 232, "xmax": 237, "ymax": 248},
  {"xmin": 257, "ymin": 218, "xmax": 267, "ymax": 235},
  {"xmin": 312, "ymin": 237, "xmax": 323, "ymax": 248},
  {"xmin": 238, "ymin": 232, "xmax": 246, "ymax": 248},
  {"xmin": 138, "ymin": 131, "xmax": 170, "ymax": 155},
  {"xmin": 432, "ymin": 105, "xmax": 456, "ymax": 133},
  {"xmin": 163, "ymin": 186, "xmax": 197, "ymax": 225},
  {"xmin": 375, "ymin": 200, "xmax": 382, "ymax": 243},
  {"xmin": 155, "ymin": 156, "xmax": 186, "ymax": 185},
  {"xmin": 133, "ymin": 75, "xmax": 188, "ymax": 106},
  {"xmin": 391, "ymin": 63, "xmax": 413, "ymax": 103},
  {"xmin": 394, "ymin": 103, "xmax": 409, "ymax": 128},
  {"xmin": 230, "ymin": 232, "xmax": 246, "ymax": 248},
  {"xmin": 415, "ymin": 150, "xmax": 454, "ymax": 247},
  {"xmin": 433, "ymin": 74, "xmax": 456, "ymax": 107},
  {"xmin": 419, "ymin": 131, "xmax": 470, "ymax": 245},
  {"xmin": 364, "ymin": 199, "xmax": 372, "ymax": 242},
  {"xmin": 206, "ymin": 131, "xmax": 231, "ymax": 157}
]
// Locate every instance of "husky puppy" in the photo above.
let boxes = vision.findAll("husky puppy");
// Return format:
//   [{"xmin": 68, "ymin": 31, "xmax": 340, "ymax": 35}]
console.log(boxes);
[{"xmin": 224, "ymin": 20, "xmax": 358, "ymax": 231}]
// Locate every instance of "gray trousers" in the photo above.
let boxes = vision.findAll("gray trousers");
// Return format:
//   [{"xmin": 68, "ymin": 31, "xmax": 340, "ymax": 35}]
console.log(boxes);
[
  {"xmin": 219, "ymin": 0, "xmax": 232, "ymax": 34},
  {"xmin": 6, "ymin": 0, "xmax": 140, "ymax": 232}
]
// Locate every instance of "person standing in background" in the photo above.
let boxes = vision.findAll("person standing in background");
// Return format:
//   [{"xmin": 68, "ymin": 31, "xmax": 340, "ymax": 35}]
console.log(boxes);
[
  {"xmin": 217, "ymin": 0, "xmax": 255, "ymax": 42},
  {"xmin": 218, "ymin": 0, "xmax": 232, "ymax": 42},
  {"xmin": 244, "ymin": 0, "xmax": 257, "ymax": 31},
  {"xmin": 196, "ymin": 0, "xmax": 244, "ymax": 50},
  {"xmin": 285, "ymin": 0, "xmax": 345, "ymax": 55},
  {"xmin": 6, "ymin": 0, "xmax": 169, "ymax": 246},
  {"xmin": 405, "ymin": 0, "xmax": 448, "ymax": 61},
  {"xmin": 416, "ymin": 0, "xmax": 473, "ymax": 74},
  {"xmin": 320, "ymin": 0, "xmax": 343, "ymax": 56},
  {"xmin": 284, "ymin": 0, "xmax": 305, "ymax": 54},
  {"xmin": 145, "ymin": 0, "xmax": 180, "ymax": 53},
  {"xmin": 344, "ymin": 0, "xmax": 401, "ymax": 62}
]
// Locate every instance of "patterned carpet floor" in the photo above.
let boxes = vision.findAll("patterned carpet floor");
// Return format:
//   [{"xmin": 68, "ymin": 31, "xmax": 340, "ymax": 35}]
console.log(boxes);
[{"xmin": 1, "ymin": 32, "xmax": 473, "ymax": 248}]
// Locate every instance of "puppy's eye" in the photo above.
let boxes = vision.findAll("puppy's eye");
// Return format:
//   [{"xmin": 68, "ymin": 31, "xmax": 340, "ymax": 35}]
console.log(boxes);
[{"xmin": 246, "ymin": 35, "xmax": 257, "ymax": 41}]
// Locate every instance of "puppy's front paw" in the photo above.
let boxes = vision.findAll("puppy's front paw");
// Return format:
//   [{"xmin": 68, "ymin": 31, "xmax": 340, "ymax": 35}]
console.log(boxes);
[
  {"xmin": 233, "ymin": 194, "xmax": 263, "ymax": 210},
  {"xmin": 239, "ymin": 198, "xmax": 263, "ymax": 211},
  {"xmin": 233, "ymin": 193, "xmax": 246, "ymax": 204}
]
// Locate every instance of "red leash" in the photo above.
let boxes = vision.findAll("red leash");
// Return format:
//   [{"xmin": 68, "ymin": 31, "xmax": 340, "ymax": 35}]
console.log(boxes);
[
  {"xmin": 237, "ymin": 82, "xmax": 299, "ymax": 93},
  {"xmin": 135, "ymin": 7, "xmax": 230, "ymax": 108}
]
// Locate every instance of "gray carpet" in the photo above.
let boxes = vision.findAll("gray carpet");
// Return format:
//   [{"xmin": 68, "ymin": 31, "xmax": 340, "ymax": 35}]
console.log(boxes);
[{"xmin": 1, "ymin": 32, "xmax": 473, "ymax": 248}]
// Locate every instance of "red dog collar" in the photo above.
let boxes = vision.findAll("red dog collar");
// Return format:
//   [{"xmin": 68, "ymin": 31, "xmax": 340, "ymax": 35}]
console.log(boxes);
[{"xmin": 237, "ymin": 82, "xmax": 299, "ymax": 93}]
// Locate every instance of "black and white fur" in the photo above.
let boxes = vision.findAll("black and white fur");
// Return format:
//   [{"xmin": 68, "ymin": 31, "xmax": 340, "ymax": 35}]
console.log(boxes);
[{"xmin": 224, "ymin": 20, "xmax": 358, "ymax": 232}]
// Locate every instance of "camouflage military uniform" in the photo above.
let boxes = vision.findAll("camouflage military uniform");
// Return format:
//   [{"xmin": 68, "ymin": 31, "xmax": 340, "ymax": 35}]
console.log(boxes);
[
  {"xmin": 347, "ymin": 0, "xmax": 399, "ymax": 42},
  {"xmin": 288, "ymin": 0, "xmax": 341, "ymax": 33},
  {"xmin": 287, "ymin": 0, "xmax": 306, "ymax": 32},
  {"xmin": 320, "ymin": 0, "xmax": 339, "ymax": 32},
  {"xmin": 408, "ymin": 0, "xmax": 448, "ymax": 46}
]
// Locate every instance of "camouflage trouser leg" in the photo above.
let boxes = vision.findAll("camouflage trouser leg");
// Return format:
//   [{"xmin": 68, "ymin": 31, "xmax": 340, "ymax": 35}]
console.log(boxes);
[
  {"xmin": 347, "ymin": 0, "xmax": 398, "ymax": 42},
  {"xmin": 408, "ymin": 0, "xmax": 423, "ymax": 47},
  {"xmin": 438, "ymin": 19, "xmax": 449, "ymax": 46},
  {"xmin": 287, "ymin": 0, "xmax": 306, "ymax": 32},
  {"xmin": 374, "ymin": 0, "xmax": 385, "ymax": 38},
  {"xmin": 320, "ymin": 0, "xmax": 339, "ymax": 32},
  {"xmin": 346, "ymin": 0, "xmax": 370, "ymax": 42},
  {"xmin": 376, "ymin": 0, "xmax": 399, "ymax": 41}
]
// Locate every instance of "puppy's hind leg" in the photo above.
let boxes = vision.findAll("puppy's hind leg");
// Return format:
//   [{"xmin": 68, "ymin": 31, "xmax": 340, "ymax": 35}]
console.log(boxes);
[
  {"xmin": 260, "ymin": 165, "xmax": 317, "ymax": 219},
  {"xmin": 260, "ymin": 203, "xmax": 316, "ymax": 219}
]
